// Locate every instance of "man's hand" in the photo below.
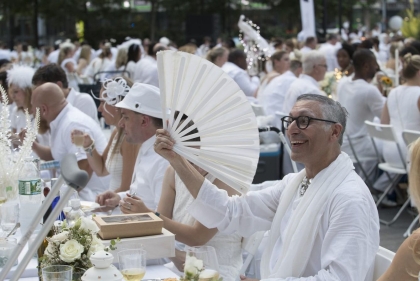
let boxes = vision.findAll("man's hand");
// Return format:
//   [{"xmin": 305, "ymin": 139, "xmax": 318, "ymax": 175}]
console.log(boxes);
[
  {"xmin": 96, "ymin": 191, "xmax": 120, "ymax": 207},
  {"xmin": 154, "ymin": 129, "xmax": 179, "ymax": 164},
  {"xmin": 119, "ymin": 194, "xmax": 151, "ymax": 214},
  {"xmin": 240, "ymin": 275, "xmax": 259, "ymax": 281}
]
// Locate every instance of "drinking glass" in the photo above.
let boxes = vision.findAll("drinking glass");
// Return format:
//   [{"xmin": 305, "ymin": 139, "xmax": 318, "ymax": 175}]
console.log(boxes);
[
  {"xmin": 72, "ymin": 130, "xmax": 85, "ymax": 156},
  {"xmin": 185, "ymin": 245, "xmax": 220, "ymax": 281},
  {"xmin": 1, "ymin": 201, "xmax": 19, "ymax": 233},
  {"xmin": 118, "ymin": 249, "xmax": 146, "ymax": 281},
  {"xmin": 0, "ymin": 237, "xmax": 17, "ymax": 267},
  {"xmin": 42, "ymin": 265, "xmax": 73, "ymax": 281}
]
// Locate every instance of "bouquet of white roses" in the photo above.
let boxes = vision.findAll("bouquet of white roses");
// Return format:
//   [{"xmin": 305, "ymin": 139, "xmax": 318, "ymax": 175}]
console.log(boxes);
[
  {"xmin": 181, "ymin": 255, "xmax": 222, "ymax": 281},
  {"xmin": 40, "ymin": 217, "xmax": 115, "ymax": 271}
]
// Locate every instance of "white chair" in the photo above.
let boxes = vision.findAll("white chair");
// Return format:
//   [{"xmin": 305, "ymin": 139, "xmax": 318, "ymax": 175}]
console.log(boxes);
[
  {"xmin": 402, "ymin": 130, "xmax": 420, "ymax": 237},
  {"xmin": 365, "ymin": 121, "xmax": 408, "ymax": 226},
  {"xmin": 372, "ymin": 246, "xmax": 395, "ymax": 281},
  {"xmin": 239, "ymin": 231, "xmax": 265, "ymax": 278},
  {"xmin": 251, "ymin": 102, "xmax": 266, "ymax": 117}
]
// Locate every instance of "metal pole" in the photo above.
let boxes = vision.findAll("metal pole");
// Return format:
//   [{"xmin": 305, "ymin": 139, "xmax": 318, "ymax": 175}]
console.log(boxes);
[
  {"xmin": 382, "ymin": 0, "xmax": 387, "ymax": 31},
  {"xmin": 338, "ymin": 0, "xmax": 343, "ymax": 35},
  {"xmin": 323, "ymin": 0, "xmax": 327, "ymax": 40}
]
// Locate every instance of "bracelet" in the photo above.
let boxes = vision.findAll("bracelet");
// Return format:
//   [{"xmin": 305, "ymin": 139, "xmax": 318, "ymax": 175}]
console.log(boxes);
[
  {"xmin": 84, "ymin": 140, "xmax": 95, "ymax": 156},
  {"xmin": 155, "ymin": 211, "xmax": 160, "ymax": 217}
]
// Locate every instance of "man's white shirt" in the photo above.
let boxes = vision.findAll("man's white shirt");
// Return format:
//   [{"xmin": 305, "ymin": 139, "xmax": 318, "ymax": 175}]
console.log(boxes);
[
  {"xmin": 222, "ymin": 62, "xmax": 259, "ymax": 97},
  {"xmin": 133, "ymin": 56, "xmax": 159, "ymax": 87},
  {"xmin": 259, "ymin": 71, "xmax": 297, "ymax": 116},
  {"xmin": 49, "ymin": 104, "xmax": 110, "ymax": 201},
  {"xmin": 188, "ymin": 170, "xmax": 380, "ymax": 280},
  {"xmin": 66, "ymin": 88, "xmax": 99, "ymax": 124},
  {"xmin": 300, "ymin": 46, "xmax": 313, "ymax": 54},
  {"xmin": 318, "ymin": 43, "xmax": 339, "ymax": 72},
  {"xmin": 118, "ymin": 135, "xmax": 169, "ymax": 211},
  {"xmin": 283, "ymin": 74, "xmax": 324, "ymax": 114}
]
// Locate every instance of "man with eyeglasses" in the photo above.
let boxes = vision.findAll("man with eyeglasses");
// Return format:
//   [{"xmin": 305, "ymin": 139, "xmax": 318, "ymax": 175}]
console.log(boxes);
[
  {"xmin": 282, "ymin": 50, "xmax": 327, "ymax": 115},
  {"xmin": 154, "ymin": 94, "xmax": 380, "ymax": 281}
]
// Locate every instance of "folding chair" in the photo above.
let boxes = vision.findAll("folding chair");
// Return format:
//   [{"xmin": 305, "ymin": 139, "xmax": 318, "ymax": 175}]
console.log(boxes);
[
  {"xmin": 251, "ymin": 102, "xmax": 266, "ymax": 117},
  {"xmin": 345, "ymin": 134, "xmax": 379, "ymax": 193},
  {"xmin": 365, "ymin": 121, "xmax": 408, "ymax": 226},
  {"xmin": 372, "ymin": 246, "xmax": 395, "ymax": 281},
  {"xmin": 402, "ymin": 129, "xmax": 420, "ymax": 237},
  {"xmin": 239, "ymin": 231, "xmax": 265, "ymax": 279}
]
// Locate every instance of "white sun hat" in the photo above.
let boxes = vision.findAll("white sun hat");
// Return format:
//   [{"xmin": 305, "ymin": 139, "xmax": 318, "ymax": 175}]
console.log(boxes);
[{"xmin": 115, "ymin": 83, "xmax": 162, "ymax": 119}]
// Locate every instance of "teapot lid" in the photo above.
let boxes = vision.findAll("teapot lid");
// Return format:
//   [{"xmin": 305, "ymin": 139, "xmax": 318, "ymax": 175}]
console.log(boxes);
[{"xmin": 82, "ymin": 251, "xmax": 123, "ymax": 281}]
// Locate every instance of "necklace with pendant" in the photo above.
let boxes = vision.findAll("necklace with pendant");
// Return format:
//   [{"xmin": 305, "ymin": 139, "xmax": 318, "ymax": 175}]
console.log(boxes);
[{"xmin": 299, "ymin": 176, "xmax": 312, "ymax": 196}]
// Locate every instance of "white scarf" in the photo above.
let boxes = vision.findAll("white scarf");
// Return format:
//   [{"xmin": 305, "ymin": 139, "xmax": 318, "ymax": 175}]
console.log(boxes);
[{"xmin": 260, "ymin": 152, "xmax": 354, "ymax": 278}]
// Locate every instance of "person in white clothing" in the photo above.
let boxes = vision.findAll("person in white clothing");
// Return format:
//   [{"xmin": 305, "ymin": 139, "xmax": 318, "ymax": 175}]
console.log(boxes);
[
  {"xmin": 300, "ymin": 36, "xmax": 317, "ymax": 54},
  {"xmin": 96, "ymin": 83, "xmax": 169, "ymax": 211},
  {"xmin": 258, "ymin": 59, "xmax": 302, "ymax": 116},
  {"xmin": 85, "ymin": 45, "xmax": 113, "ymax": 80},
  {"xmin": 57, "ymin": 42, "xmax": 79, "ymax": 90},
  {"xmin": 32, "ymin": 64, "xmax": 99, "ymax": 123},
  {"xmin": 381, "ymin": 54, "xmax": 420, "ymax": 168},
  {"xmin": 133, "ymin": 43, "xmax": 167, "ymax": 87},
  {"xmin": 154, "ymin": 94, "xmax": 380, "ymax": 280},
  {"xmin": 337, "ymin": 49, "xmax": 385, "ymax": 169},
  {"xmin": 282, "ymin": 50, "xmax": 327, "ymax": 114},
  {"xmin": 318, "ymin": 34, "xmax": 339, "ymax": 72},
  {"xmin": 30, "ymin": 83, "xmax": 110, "ymax": 201},
  {"xmin": 206, "ymin": 47, "xmax": 229, "ymax": 68},
  {"xmin": 222, "ymin": 49, "xmax": 260, "ymax": 97}
]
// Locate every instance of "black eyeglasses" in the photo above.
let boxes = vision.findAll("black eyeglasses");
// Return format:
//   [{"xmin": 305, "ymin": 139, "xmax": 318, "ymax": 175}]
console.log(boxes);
[{"xmin": 281, "ymin": 116, "xmax": 337, "ymax": 130}]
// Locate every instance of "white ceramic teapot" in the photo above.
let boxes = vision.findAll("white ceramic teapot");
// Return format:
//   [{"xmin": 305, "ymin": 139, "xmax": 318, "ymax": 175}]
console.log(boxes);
[{"xmin": 82, "ymin": 250, "xmax": 123, "ymax": 281}]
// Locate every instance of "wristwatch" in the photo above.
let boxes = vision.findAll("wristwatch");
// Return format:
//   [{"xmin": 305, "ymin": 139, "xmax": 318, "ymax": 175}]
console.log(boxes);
[{"xmin": 84, "ymin": 140, "xmax": 96, "ymax": 156}]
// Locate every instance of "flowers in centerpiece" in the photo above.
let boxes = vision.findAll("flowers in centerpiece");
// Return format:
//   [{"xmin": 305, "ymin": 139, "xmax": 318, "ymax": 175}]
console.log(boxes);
[
  {"xmin": 0, "ymin": 85, "xmax": 40, "ymax": 200},
  {"xmin": 40, "ymin": 217, "xmax": 117, "ymax": 272},
  {"xmin": 380, "ymin": 76, "xmax": 393, "ymax": 96},
  {"xmin": 181, "ymin": 255, "xmax": 222, "ymax": 281},
  {"xmin": 319, "ymin": 72, "xmax": 336, "ymax": 99}
]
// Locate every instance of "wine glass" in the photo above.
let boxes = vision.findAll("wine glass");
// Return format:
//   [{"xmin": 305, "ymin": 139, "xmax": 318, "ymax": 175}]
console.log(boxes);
[
  {"xmin": 72, "ymin": 130, "xmax": 85, "ymax": 156},
  {"xmin": 118, "ymin": 249, "xmax": 146, "ymax": 281},
  {"xmin": 185, "ymin": 245, "xmax": 219, "ymax": 281}
]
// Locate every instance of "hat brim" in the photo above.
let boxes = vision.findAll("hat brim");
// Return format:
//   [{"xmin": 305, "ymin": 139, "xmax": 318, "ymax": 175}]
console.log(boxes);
[{"xmin": 115, "ymin": 100, "xmax": 162, "ymax": 119}]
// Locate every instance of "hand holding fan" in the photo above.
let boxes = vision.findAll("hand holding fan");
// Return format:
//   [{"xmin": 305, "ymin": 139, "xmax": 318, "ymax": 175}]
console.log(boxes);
[{"xmin": 157, "ymin": 50, "xmax": 260, "ymax": 194}]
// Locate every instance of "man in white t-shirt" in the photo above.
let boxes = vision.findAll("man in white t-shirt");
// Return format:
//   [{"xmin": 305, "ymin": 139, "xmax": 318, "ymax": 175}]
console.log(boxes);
[
  {"xmin": 133, "ymin": 43, "xmax": 167, "ymax": 87},
  {"xmin": 96, "ymin": 83, "xmax": 169, "ymax": 212},
  {"xmin": 30, "ymin": 83, "xmax": 110, "ymax": 201},
  {"xmin": 318, "ymin": 34, "xmax": 339, "ymax": 72},
  {"xmin": 282, "ymin": 50, "xmax": 327, "ymax": 114},
  {"xmin": 32, "ymin": 64, "xmax": 99, "ymax": 123},
  {"xmin": 300, "ymin": 36, "xmax": 317, "ymax": 54}
]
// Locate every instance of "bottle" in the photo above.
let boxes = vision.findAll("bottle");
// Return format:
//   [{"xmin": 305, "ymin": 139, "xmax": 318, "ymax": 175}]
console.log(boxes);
[
  {"xmin": 66, "ymin": 199, "xmax": 85, "ymax": 227},
  {"xmin": 18, "ymin": 157, "xmax": 42, "ymax": 236}
]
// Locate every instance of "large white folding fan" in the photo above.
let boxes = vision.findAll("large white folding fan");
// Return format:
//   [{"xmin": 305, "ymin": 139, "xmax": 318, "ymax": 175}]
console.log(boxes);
[{"xmin": 157, "ymin": 50, "xmax": 260, "ymax": 194}]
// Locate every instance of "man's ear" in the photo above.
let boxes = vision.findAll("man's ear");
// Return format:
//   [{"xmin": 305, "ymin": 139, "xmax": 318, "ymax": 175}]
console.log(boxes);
[{"xmin": 331, "ymin": 123, "xmax": 343, "ymax": 142}]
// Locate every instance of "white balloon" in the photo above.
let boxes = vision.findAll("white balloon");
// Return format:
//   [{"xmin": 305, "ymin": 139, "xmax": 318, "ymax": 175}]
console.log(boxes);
[{"xmin": 389, "ymin": 16, "xmax": 403, "ymax": 30}]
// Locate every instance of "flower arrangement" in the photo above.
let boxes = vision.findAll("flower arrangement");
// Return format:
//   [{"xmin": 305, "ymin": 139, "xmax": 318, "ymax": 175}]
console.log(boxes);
[
  {"xmin": 319, "ymin": 72, "xmax": 336, "ymax": 99},
  {"xmin": 0, "ymin": 85, "xmax": 40, "ymax": 200},
  {"xmin": 40, "ymin": 216, "xmax": 118, "ymax": 273},
  {"xmin": 380, "ymin": 76, "xmax": 393, "ymax": 96},
  {"xmin": 181, "ymin": 255, "xmax": 222, "ymax": 281}
]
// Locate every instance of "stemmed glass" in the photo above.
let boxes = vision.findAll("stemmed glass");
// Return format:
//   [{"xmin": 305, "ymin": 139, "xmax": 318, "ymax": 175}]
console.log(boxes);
[
  {"xmin": 72, "ymin": 130, "xmax": 85, "ymax": 156},
  {"xmin": 185, "ymin": 245, "xmax": 220, "ymax": 280},
  {"xmin": 118, "ymin": 249, "xmax": 146, "ymax": 281}
]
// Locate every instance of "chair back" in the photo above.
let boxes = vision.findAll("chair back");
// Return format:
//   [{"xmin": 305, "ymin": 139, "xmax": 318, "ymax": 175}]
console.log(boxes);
[
  {"xmin": 239, "ymin": 231, "xmax": 265, "ymax": 276},
  {"xmin": 365, "ymin": 121, "xmax": 398, "ymax": 142},
  {"xmin": 372, "ymin": 246, "xmax": 395, "ymax": 281},
  {"xmin": 402, "ymin": 129, "xmax": 420, "ymax": 147},
  {"xmin": 251, "ymin": 102, "xmax": 265, "ymax": 117}
]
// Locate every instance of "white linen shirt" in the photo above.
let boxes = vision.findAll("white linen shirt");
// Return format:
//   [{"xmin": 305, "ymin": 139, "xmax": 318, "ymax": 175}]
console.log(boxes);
[
  {"xmin": 259, "ymin": 71, "xmax": 297, "ymax": 116},
  {"xmin": 133, "ymin": 56, "xmax": 159, "ymax": 87},
  {"xmin": 222, "ymin": 62, "xmax": 260, "ymax": 97},
  {"xmin": 66, "ymin": 88, "xmax": 99, "ymax": 124},
  {"xmin": 49, "ymin": 104, "xmax": 110, "ymax": 201},
  {"xmin": 188, "ymin": 171, "xmax": 380, "ymax": 281},
  {"xmin": 118, "ymin": 136, "xmax": 169, "ymax": 210},
  {"xmin": 318, "ymin": 43, "xmax": 339, "ymax": 72},
  {"xmin": 282, "ymin": 74, "xmax": 324, "ymax": 114}
]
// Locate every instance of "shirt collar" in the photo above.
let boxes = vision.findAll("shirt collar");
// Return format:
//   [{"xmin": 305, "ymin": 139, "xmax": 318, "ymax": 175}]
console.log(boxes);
[
  {"xmin": 299, "ymin": 74, "xmax": 319, "ymax": 87},
  {"xmin": 50, "ymin": 103, "xmax": 71, "ymax": 131},
  {"xmin": 139, "ymin": 135, "xmax": 156, "ymax": 156},
  {"xmin": 66, "ymin": 88, "xmax": 76, "ymax": 104}
]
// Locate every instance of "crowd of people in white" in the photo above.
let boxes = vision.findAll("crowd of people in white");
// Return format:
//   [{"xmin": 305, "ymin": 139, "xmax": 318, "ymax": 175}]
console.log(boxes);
[{"xmin": 1, "ymin": 27, "xmax": 420, "ymax": 280}]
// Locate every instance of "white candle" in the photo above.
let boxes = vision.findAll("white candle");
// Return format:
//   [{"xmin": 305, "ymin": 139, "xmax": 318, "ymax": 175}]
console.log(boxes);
[{"xmin": 395, "ymin": 48, "xmax": 399, "ymax": 86}]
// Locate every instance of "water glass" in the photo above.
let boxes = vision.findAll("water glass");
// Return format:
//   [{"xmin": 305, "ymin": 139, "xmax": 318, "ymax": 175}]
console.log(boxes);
[
  {"xmin": 42, "ymin": 265, "xmax": 73, "ymax": 281},
  {"xmin": 118, "ymin": 249, "xmax": 146, "ymax": 281},
  {"xmin": 185, "ymin": 245, "xmax": 220, "ymax": 280},
  {"xmin": 0, "ymin": 237, "xmax": 17, "ymax": 267},
  {"xmin": 1, "ymin": 201, "xmax": 19, "ymax": 233}
]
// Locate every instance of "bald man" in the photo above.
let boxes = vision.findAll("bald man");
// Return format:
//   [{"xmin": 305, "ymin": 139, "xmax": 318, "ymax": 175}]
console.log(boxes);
[{"xmin": 31, "ymin": 83, "xmax": 110, "ymax": 201}]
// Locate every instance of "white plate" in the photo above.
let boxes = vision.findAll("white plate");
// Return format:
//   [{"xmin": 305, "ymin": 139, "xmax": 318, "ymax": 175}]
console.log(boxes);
[{"xmin": 80, "ymin": 201, "xmax": 100, "ymax": 212}]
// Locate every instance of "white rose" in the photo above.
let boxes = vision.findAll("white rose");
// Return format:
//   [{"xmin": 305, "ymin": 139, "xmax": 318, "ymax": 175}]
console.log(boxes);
[
  {"xmin": 50, "ymin": 231, "xmax": 69, "ymax": 242},
  {"xmin": 79, "ymin": 217, "xmax": 99, "ymax": 233},
  {"xmin": 87, "ymin": 235, "xmax": 105, "ymax": 257},
  {"xmin": 184, "ymin": 256, "xmax": 203, "ymax": 275},
  {"xmin": 59, "ymin": 239, "xmax": 84, "ymax": 263}
]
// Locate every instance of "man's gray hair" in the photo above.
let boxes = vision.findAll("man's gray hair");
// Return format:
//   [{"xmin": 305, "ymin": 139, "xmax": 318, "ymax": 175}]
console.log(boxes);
[
  {"xmin": 297, "ymin": 94, "xmax": 348, "ymax": 145},
  {"xmin": 302, "ymin": 50, "xmax": 326, "ymax": 74}
]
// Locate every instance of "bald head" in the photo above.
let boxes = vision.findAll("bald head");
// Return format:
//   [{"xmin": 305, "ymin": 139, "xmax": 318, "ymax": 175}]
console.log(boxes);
[{"xmin": 32, "ymin": 82, "xmax": 67, "ymax": 123}]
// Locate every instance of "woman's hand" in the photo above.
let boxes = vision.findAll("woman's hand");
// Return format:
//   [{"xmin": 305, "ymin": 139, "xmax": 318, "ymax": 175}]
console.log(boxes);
[
  {"xmin": 119, "ymin": 194, "xmax": 151, "ymax": 214},
  {"xmin": 71, "ymin": 129, "xmax": 93, "ymax": 148},
  {"xmin": 154, "ymin": 129, "xmax": 179, "ymax": 164}
]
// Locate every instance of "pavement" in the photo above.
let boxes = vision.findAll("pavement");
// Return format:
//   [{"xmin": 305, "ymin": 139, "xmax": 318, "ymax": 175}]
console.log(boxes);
[{"xmin": 379, "ymin": 206, "xmax": 418, "ymax": 252}]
